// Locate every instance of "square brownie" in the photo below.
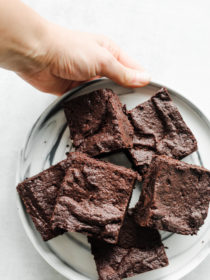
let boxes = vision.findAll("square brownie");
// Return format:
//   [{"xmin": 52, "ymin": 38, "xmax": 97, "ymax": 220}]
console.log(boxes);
[
  {"xmin": 127, "ymin": 88, "xmax": 197, "ymax": 175},
  {"xmin": 63, "ymin": 89, "xmax": 134, "ymax": 156},
  {"xmin": 17, "ymin": 158, "xmax": 72, "ymax": 241},
  {"xmin": 89, "ymin": 210, "xmax": 168, "ymax": 280},
  {"xmin": 135, "ymin": 155, "xmax": 210, "ymax": 235},
  {"xmin": 51, "ymin": 152, "xmax": 137, "ymax": 244}
]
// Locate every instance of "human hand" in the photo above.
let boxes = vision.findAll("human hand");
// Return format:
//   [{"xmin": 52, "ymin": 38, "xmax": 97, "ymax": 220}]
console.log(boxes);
[
  {"xmin": 20, "ymin": 25, "xmax": 151, "ymax": 95},
  {"xmin": 0, "ymin": 0, "xmax": 150, "ymax": 95}
]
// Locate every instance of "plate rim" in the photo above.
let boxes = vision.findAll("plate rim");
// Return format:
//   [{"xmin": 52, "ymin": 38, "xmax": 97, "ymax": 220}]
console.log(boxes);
[{"xmin": 16, "ymin": 79, "xmax": 210, "ymax": 280}]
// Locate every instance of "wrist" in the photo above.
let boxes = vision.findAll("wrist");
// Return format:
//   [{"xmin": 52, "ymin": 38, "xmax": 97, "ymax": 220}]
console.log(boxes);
[{"xmin": 0, "ymin": 0, "xmax": 50, "ymax": 73}]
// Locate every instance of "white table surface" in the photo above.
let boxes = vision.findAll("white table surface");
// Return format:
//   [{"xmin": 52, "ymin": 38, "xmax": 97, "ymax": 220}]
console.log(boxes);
[{"xmin": 0, "ymin": 0, "xmax": 210, "ymax": 279}]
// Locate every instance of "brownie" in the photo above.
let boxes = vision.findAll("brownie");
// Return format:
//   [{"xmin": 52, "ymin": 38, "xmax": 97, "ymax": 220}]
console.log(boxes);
[
  {"xmin": 17, "ymin": 158, "xmax": 72, "ymax": 241},
  {"xmin": 51, "ymin": 152, "xmax": 137, "ymax": 244},
  {"xmin": 64, "ymin": 89, "xmax": 134, "ymax": 156},
  {"xmin": 89, "ymin": 210, "xmax": 168, "ymax": 280},
  {"xmin": 127, "ymin": 88, "xmax": 197, "ymax": 175},
  {"xmin": 135, "ymin": 155, "xmax": 210, "ymax": 235}
]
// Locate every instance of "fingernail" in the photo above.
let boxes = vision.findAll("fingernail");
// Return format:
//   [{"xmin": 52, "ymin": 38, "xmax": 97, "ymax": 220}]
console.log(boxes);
[{"xmin": 134, "ymin": 71, "xmax": 151, "ymax": 85}]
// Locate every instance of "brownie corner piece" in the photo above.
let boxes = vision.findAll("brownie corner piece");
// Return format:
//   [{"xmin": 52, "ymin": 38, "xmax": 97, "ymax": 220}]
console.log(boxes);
[
  {"xmin": 89, "ymin": 211, "xmax": 168, "ymax": 280},
  {"xmin": 63, "ymin": 88, "xmax": 134, "ymax": 156},
  {"xmin": 127, "ymin": 88, "xmax": 197, "ymax": 175},
  {"xmin": 135, "ymin": 155, "xmax": 210, "ymax": 235},
  {"xmin": 16, "ymin": 159, "xmax": 70, "ymax": 241},
  {"xmin": 51, "ymin": 152, "xmax": 137, "ymax": 244}
]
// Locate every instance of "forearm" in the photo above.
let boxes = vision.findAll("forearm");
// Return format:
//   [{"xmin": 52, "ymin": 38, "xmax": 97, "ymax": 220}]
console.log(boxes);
[
  {"xmin": 0, "ymin": 0, "xmax": 48, "ymax": 73},
  {"xmin": 0, "ymin": 0, "xmax": 149, "ymax": 94}
]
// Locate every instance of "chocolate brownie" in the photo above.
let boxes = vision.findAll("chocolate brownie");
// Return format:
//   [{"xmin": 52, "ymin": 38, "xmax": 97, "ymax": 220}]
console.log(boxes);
[
  {"xmin": 127, "ymin": 88, "xmax": 197, "ymax": 174},
  {"xmin": 63, "ymin": 89, "xmax": 134, "ymax": 156},
  {"xmin": 17, "ymin": 158, "xmax": 71, "ymax": 241},
  {"xmin": 51, "ymin": 152, "xmax": 137, "ymax": 244},
  {"xmin": 89, "ymin": 210, "xmax": 168, "ymax": 280},
  {"xmin": 135, "ymin": 155, "xmax": 210, "ymax": 235}
]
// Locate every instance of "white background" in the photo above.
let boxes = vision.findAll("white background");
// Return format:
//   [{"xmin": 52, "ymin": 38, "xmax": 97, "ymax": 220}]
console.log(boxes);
[{"xmin": 0, "ymin": 0, "xmax": 210, "ymax": 279}]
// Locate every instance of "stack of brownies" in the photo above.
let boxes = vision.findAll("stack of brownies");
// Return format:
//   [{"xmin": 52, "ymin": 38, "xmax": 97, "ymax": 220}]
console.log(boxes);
[{"xmin": 17, "ymin": 88, "xmax": 210, "ymax": 280}]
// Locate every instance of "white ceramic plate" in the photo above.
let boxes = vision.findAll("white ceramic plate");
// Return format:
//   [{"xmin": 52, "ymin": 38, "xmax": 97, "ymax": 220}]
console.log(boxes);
[{"xmin": 16, "ymin": 79, "xmax": 210, "ymax": 280}]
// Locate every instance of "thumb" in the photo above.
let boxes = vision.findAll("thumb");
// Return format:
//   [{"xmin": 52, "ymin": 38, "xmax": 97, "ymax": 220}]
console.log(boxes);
[{"xmin": 98, "ymin": 51, "xmax": 150, "ymax": 87}]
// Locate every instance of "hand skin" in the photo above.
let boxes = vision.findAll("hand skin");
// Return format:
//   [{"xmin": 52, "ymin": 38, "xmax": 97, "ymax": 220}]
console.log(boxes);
[{"xmin": 0, "ymin": 0, "xmax": 150, "ymax": 95}]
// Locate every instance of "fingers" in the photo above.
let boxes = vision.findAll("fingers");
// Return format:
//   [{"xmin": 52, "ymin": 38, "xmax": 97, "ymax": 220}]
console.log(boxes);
[
  {"xmin": 62, "ymin": 76, "xmax": 101, "ymax": 95},
  {"xmin": 97, "ymin": 49, "xmax": 150, "ymax": 87},
  {"xmin": 115, "ymin": 50, "xmax": 145, "ymax": 72},
  {"xmin": 95, "ymin": 35, "xmax": 148, "ymax": 72}
]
